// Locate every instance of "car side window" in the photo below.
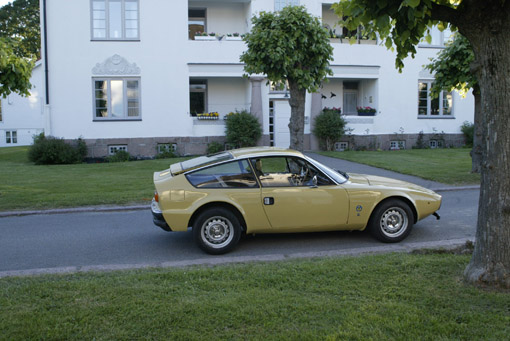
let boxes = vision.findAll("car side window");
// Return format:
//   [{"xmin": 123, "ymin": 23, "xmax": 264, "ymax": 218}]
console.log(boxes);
[
  {"xmin": 251, "ymin": 156, "xmax": 334, "ymax": 187},
  {"xmin": 186, "ymin": 160, "xmax": 259, "ymax": 188}
]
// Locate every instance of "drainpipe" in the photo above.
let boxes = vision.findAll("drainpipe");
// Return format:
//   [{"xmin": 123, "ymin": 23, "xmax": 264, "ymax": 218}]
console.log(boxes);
[{"xmin": 42, "ymin": 0, "xmax": 51, "ymax": 135}]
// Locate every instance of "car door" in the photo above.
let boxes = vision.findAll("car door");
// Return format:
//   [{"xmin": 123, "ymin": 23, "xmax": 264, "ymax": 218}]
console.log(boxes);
[{"xmin": 251, "ymin": 156, "xmax": 350, "ymax": 231}]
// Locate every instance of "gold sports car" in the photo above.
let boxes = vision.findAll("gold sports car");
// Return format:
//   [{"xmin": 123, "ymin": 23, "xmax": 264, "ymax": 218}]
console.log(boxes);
[{"xmin": 151, "ymin": 147, "xmax": 441, "ymax": 254}]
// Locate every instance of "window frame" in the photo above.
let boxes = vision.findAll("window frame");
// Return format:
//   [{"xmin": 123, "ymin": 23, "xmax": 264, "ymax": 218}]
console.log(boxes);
[
  {"xmin": 91, "ymin": 0, "xmax": 140, "ymax": 41},
  {"xmin": 188, "ymin": 8, "xmax": 206, "ymax": 40},
  {"xmin": 418, "ymin": 80, "xmax": 453, "ymax": 118},
  {"xmin": 275, "ymin": 0, "xmax": 300, "ymax": 11},
  {"xmin": 92, "ymin": 77, "xmax": 142, "ymax": 121},
  {"xmin": 185, "ymin": 159, "xmax": 260, "ymax": 189},
  {"xmin": 5, "ymin": 130, "xmax": 17, "ymax": 144},
  {"xmin": 189, "ymin": 79, "xmax": 208, "ymax": 117}
]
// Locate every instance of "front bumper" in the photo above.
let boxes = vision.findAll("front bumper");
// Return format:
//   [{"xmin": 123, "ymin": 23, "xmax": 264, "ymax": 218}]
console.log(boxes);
[{"xmin": 151, "ymin": 198, "xmax": 172, "ymax": 232}]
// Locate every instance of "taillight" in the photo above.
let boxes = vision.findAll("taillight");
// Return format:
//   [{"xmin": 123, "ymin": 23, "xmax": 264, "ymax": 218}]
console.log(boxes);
[{"xmin": 154, "ymin": 192, "xmax": 159, "ymax": 202}]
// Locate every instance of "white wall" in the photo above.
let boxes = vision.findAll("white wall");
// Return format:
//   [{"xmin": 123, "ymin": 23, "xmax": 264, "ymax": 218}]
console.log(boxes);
[{"xmin": 0, "ymin": 64, "xmax": 44, "ymax": 147}]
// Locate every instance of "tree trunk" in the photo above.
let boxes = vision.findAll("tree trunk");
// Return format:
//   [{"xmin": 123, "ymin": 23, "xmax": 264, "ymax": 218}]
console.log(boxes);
[
  {"xmin": 471, "ymin": 86, "xmax": 482, "ymax": 173},
  {"xmin": 461, "ymin": 11, "xmax": 510, "ymax": 288},
  {"xmin": 288, "ymin": 79, "xmax": 306, "ymax": 151}
]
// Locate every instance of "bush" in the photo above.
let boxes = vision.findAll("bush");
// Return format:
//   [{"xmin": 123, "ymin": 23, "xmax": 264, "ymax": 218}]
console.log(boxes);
[
  {"xmin": 28, "ymin": 134, "xmax": 88, "ymax": 165},
  {"xmin": 313, "ymin": 108, "xmax": 347, "ymax": 151},
  {"xmin": 225, "ymin": 110, "xmax": 262, "ymax": 148},
  {"xmin": 207, "ymin": 141, "xmax": 224, "ymax": 154},
  {"xmin": 106, "ymin": 150, "xmax": 131, "ymax": 163},
  {"xmin": 461, "ymin": 121, "xmax": 474, "ymax": 147}
]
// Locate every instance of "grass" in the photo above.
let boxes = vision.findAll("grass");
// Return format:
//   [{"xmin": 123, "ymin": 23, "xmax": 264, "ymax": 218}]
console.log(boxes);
[
  {"xmin": 318, "ymin": 148, "xmax": 480, "ymax": 185},
  {"xmin": 1, "ymin": 253, "xmax": 509, "ymax": 339},
  {"xmin": 0, "ymin": 146, "xmax": 189, "ymax": 211}
]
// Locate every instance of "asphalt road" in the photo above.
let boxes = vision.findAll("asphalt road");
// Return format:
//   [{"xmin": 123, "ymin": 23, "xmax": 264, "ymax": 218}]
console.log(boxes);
[{"xmin": 0, "ymin": 189, "xmax": 479, "ymax": 275}]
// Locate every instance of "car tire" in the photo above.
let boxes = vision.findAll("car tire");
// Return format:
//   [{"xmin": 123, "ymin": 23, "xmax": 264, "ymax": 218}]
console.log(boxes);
[
  {"xmin": 368, "ymin": 199, "xmax": 414, "ymax": 243},
  {"xmin": 193, "ymin": 207, "xmax": 242, "ymax": 255}
]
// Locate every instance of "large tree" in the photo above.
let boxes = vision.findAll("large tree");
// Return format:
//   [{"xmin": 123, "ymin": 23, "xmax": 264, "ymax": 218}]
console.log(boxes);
[
  {"xmin": 240, "ymin": 6, "xmax": 333, "ymax": 151},
  {"xmin": 0, "ymin": 38, "xmax": 33, "ymax": 97},
  {"xmin": 425, "ymin": 34, "xmax": 482, "ymax": 173},
  {"xmin": 0, "ymin": 0, "xmax": 40, "ymax": 59},
  {"xmin": 333, "ymin": 0, "xmax": 510, "ymax": 288}
]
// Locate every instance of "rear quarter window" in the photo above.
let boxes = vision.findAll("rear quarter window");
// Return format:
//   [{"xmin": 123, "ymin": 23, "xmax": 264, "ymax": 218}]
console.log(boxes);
[{"xmin": 186, "ymin": 160, "xmax": 259, "ymax": 188}]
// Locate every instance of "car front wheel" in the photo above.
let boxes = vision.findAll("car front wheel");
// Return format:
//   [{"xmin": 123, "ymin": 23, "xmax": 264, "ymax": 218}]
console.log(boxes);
[
  {"xmin": 193, "ymin": 207, "xmax": 241, "ymax": 255},
  {"xmin": 368, "ymin": 199, "xmax": 414, "ymax": 243}
]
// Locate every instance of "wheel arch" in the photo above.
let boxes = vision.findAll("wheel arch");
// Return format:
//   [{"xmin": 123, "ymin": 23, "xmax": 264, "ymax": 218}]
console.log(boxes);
[
  {"xmin": 371, "ymin": 196, "xmax": 418, "ymax": 224},
  {"xmin": 188, "ymin": 201, "xmax": 247, "ymax": 232}
]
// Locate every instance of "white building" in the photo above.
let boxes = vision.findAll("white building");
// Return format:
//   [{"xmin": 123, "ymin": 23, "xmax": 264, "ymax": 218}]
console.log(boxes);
[
  {"xmin": 32, "ymin": 0, "xmax": 473, "ymax": 156},
  {"xmin": 0, "ymin": 62, "xmax": 44, "ymax": 147}
]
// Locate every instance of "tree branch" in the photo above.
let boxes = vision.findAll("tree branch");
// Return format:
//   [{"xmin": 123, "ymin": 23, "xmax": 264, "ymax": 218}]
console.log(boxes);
[{"xmin": 429, "ymin": 2, "xmax": 462, "ymax": 28}]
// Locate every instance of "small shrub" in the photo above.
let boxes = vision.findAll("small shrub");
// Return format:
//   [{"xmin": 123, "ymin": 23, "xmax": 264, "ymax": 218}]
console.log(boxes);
[
  {"xmin": 155, "ymin": 150, "xmax": 176, "ymax": 159},
  {"xmin": 225, "ymin": 110, "xmax": 262, "ymax": 148},
  {"xmin": 313, "ymin": 108, "xmax": 347, "ymax": 151},
  {"xmin": 28, "ymin": 133, "xmax": 88, "ymax": 165},
  {"xmin": 461, "ymin": 121, "xmax": 474, "ymax": 147},
  {"xmin": 413, "ymin": 131, "xmax": 428, "ymax": 149},
  {"xmin": 106, "ymin": 150, "xmax": 131, "ymax": 162},
  {"xmin": 207, "ymin": 141, "xmax": 224, "ymax": 154}
]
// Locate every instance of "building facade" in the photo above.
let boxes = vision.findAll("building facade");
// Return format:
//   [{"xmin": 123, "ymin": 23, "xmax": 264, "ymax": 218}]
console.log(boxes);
[
  {"xmin": 34, "ymin": 0, "xmax": 474, "ymax": 156},
  {"xmin": 0, "ymin": 62, "xmax": 44, "ymax": 147}
]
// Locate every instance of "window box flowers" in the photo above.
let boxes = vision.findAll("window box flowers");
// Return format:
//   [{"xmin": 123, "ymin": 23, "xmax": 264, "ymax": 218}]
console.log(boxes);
[
  {"xmin": 194, "ymin": 32, "xmax": 216, "ymax": 41},
  {"xmin": 197, "ymin": 112, "xmax": 219, "ymax": 120},
  {"xmin": 225, "ymin": 33, "xmax": 242, "ymax": 41},
  {"xmin": 357, "ymin": 106, "xmax": 377, "ymax": 116}
]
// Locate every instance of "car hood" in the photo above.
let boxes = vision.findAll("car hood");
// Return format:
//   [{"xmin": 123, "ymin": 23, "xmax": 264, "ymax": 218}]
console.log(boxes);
[{"xmin": 347, "ymin": 173, "xmax": 435, "ymax": 193}]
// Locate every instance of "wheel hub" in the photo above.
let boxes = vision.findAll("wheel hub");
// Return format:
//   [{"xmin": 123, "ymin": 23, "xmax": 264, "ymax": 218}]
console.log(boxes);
[
  {"xmin": 203, "ymin": 218, "xmax": 232, "ymax": 246},
  {"xmin": 380, "ymin": 208, "xmax": 408, "ymax": 237}
]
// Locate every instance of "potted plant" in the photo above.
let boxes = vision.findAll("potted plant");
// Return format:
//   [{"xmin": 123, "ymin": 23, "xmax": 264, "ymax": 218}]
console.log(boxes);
[
  {"xmin": 225, "ymin": 32, "xmax": 242, "ymax": 41},
  {"xmin": 194, "ymin": 31, "xmax": 216, "ymax": 41},
  {"xmin": 197, "ymin": 112, "xmax": 219, "ymax": 120},
  {"xmin": 357, "ymin": 106, "xmax": 377, "ymax": 116}
]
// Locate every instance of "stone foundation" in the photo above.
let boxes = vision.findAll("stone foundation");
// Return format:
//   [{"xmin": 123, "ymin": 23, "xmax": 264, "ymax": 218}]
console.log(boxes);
[{"xmin": 77, "ymin": 132, "xmax": 467, "ymax": 158}]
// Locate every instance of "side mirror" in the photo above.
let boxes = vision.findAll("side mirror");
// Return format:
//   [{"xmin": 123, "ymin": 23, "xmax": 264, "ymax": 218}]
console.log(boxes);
[{"xmin": 310, "ymin": 175, "xmax": 318, "ymax": 188}]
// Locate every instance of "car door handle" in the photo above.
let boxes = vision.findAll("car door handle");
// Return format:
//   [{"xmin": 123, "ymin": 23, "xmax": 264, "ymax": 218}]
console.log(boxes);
[{"xmin": 263, "ymin": 197, "xmax": 274, "ymax": 205}]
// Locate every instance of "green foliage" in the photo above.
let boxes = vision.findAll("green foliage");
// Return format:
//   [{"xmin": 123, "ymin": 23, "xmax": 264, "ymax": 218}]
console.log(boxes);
[
  {"xmin": 0, "ymin": 38, "xmax": 33, "ymax": 97},
  {"xmin": 28, "ymin": 133, "xmax": 88, "ymax": 165},
  {"xmin": 106, "ymin": 150, "xmax": 131, "ymax": 163},
  {"xmin": 225, "ymin": 110, "xmax": 262, "ymax": 148},
  {"xmin": 461, "ymin": 121, "xmax": 474, "ymax": 147},
  {"xmin": 241, "ymin": 6, "xmax": 333, "ymax": 93},
  {"xmin": 207, "ymin": 141, "xmax": 224, "ymax": 155},
  {"xmin": 425, "ymin": 34, "xmax": 476, "ymax": 97},
  {"xmin": 413, "ymin": 131, "xmax": 428, "ymax": 149},
  {"xmin": 0, "ymin": 0, "xmax": 40, "ymax": 59},
  {"xmin": 155, "ymin": 150, "xmax": 176, "ymax": 159},
  {"xmin": 332, "ymin": 0, "xmax": 459, "ymax": 71},
  {"xmin": 313, "ymin": 108, "xmax": 347, "ymax": 151}
]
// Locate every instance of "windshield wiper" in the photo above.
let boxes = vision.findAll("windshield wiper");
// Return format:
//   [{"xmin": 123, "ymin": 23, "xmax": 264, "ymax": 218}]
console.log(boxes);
[{"xmin": 336, "ymin": 169, "xmax": 349, "ymax": 179}]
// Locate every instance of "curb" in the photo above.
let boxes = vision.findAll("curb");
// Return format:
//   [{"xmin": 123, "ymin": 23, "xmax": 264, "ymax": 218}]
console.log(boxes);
[
  {"xmin": 0, "ymin": 238, "xmax": 473, "ymax": 278},
  {"xmin": 0, "ymin": 186, "xmax": 480, "ymax": 218}
]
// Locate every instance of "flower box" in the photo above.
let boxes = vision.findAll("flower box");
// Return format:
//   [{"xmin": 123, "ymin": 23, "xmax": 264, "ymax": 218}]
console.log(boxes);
[
  {"xmin": 197, "ymin": 116, "xmax": 219, "ymax": 120},
  {"xmin": 225, "ymin": 36, "xmax": 242, "ymax": 41},
  {"xmin": 195, "ymin": 35, "xmax": 216, "ymax": 41},
  {"xmin": 357, "ymin": 112, "xmax": 376, "ymax": 116}
]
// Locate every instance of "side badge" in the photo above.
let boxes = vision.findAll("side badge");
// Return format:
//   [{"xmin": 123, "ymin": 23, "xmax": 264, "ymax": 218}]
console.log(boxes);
[{"xmin": 356, "ymin": 205, "xmax": 363, "ymax": 216}]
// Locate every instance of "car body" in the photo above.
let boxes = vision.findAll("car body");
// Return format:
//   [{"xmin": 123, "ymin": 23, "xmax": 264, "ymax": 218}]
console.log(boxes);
[{"xmin": 151, "ymin": 147, "xmax": 441, "ymax": 254}]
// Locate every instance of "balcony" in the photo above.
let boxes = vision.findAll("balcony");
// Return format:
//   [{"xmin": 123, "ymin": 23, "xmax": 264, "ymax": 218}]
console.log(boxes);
[{"xmin": 188, "ymin": 1, "xmax": 250, "ymax": 41}]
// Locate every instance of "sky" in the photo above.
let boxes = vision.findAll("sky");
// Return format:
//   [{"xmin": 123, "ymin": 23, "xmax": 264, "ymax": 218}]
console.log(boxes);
[{"xmin": 0, "ymin": 0, "xmax": 11, "ymax": 8}]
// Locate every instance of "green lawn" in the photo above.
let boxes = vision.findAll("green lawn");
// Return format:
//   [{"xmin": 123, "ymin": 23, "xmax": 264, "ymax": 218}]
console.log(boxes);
[
  {"xmin": 1, "ymin": 253, "xmax": 509, "ymax": 340},
  {"xmin": 318, "ymin": 148, "xmax": 480, "ymax": 185},
  {"xmin": 0, "ymin": 146, "xmax": 189, "ymax": 211}
]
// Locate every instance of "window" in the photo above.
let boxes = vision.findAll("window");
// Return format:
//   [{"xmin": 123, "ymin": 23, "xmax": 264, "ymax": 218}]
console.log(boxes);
[
  {"xmin": 251, "ymin": 156, "xmax": 334, "ymax": 187},
  {"xmin": 158, "ymin": 143, "xmax": 177, "ymax": 154},
  {"xmin": 390, "ymin": 141, "xmax": 405, "ymax": 150},
  {"xmin": 108, "ymin": 145, "xmax": 127, "ymax": 155},
  {"xmin": 92, "ymin": 0, "xmax": 139, "ymax": 40},
  {"xmin": 429, "ymin": 140, "xmax": 443, "ymax": 149},
  {"xmin": 190, "ymin": 79, "xmax": 207, "ymax": 116},
  {"xmin": 94, "ymin": 78, "xmax": 140, "ymax": 120},
  {"xmin": 189, "ymin": 8, "xmax": 206, "ymax": 40},
  {"xmin": 335, "ymin": 142, "xmax": 349, "ymax": 151},
  {"xmin": 418, "ymin": 81, "xmax": 452, "ymax": 117},
  {"xmin": 186, "ymin": 160, "xmax": 258, "ymax": 188},
  {"xmin": 275, "ymin": 0, "xmax": 299, "ymax": 11},
  {"xmin": 6, "ymin": 131, "xmax": 17, "ymax": 144}
]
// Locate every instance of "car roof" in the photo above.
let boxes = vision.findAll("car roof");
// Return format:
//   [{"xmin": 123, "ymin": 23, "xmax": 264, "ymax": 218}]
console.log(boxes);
[{"xmin": 229, "ymin": 147, "xmax": 304, "ymax": 159}]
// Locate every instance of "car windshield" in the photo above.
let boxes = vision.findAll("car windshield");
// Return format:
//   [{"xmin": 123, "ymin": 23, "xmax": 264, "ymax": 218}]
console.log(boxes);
[{"xmin": 180, "ymin": 152, "xmax": 234, "ymax": 172}]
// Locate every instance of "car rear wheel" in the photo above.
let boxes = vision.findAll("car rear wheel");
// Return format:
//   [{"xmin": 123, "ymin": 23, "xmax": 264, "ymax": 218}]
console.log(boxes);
[
  {"xmin": 368, "ymin": 199, "xmax": 414, "ymax": 243},
  {"xmin": 193, "ymin": 207, "xmax": 241, "ymax": 255}
]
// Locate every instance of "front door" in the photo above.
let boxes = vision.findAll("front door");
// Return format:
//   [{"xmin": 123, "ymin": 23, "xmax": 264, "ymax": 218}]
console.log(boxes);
[
  {"xmin": 273, "ymin": 100, "xmax": 291, "ymax": 148},
  {"xmin": 343, "ymin": 90, "xmax": 358, "ymax": 115}
]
